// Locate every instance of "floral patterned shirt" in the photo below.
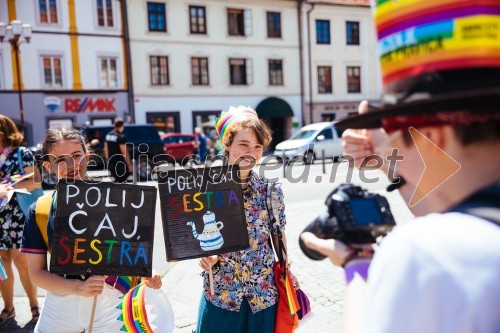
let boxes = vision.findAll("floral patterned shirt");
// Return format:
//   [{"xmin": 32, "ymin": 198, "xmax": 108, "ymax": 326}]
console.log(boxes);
[{"xmin": 203, "ymin": 172, "xmax": 286, "ymax": 313}]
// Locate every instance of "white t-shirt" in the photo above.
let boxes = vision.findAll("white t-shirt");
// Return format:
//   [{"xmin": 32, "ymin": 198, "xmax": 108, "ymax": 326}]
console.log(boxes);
[{"xmin": 362, "ymin": 212, "xmax": 500, "ymax": 333}]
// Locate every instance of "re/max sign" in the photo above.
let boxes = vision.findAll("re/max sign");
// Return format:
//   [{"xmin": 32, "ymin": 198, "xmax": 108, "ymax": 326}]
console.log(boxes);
[{"xmin": 65, "ymin": 98, "xmax": 116, "ymax": 113}]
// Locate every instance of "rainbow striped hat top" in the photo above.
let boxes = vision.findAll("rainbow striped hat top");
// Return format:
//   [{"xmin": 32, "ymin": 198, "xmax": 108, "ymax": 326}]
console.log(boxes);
[
  {"xmin": 215, "ymin": 106, "xmax": 259, "ymax": 140},
  {"xmin": 338, "ymin": 0, "xmax": 500, "ymax": 129}
]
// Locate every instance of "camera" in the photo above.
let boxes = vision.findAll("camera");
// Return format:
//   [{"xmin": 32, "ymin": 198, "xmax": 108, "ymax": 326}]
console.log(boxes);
[{"xmin": 299, "ymin": 183, "xmax": 395, "ymax": 260}]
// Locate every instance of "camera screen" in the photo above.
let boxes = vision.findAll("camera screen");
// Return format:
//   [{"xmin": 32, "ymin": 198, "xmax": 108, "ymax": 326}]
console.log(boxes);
[{"xmin": 348, "ymin": 198, "xmax": 383, "ymax": 226}]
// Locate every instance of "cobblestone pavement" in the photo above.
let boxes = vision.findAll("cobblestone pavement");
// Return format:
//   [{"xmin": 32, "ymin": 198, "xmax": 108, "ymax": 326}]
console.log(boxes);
[{"xmin": 5, "ymin": 161, "xmax": 415, "ymax": 332}]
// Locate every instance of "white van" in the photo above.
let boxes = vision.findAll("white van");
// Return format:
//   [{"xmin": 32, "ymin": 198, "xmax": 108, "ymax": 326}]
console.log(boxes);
[{"xmin": 274, "ymin": 122, "xmax": 344, "ymax": 164}]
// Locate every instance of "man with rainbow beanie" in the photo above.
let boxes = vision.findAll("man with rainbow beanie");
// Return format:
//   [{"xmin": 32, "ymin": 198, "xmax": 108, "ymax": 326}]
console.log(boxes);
[{"xmin": 301, "ymin": 1, "xmax": 500, "ymax": 332}]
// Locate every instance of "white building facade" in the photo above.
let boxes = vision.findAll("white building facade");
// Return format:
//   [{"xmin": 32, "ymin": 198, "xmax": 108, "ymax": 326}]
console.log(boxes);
[
  {"xmin": 0, "ymin": 0, "xmax": 130, "ymax": 145},
  {"xmin": 301, "ymin": 0, "xmax": 381, "ymax": 124},
  {"xmin": 128, "ymin": 0, "xmax": 302, "ymax": 148}
]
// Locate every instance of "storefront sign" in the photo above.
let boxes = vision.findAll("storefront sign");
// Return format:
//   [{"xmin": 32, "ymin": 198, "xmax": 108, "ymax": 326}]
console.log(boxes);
[
  {"xmin": 44, "ymin": 96, "xmax": 61, "ymax": 112},
  {"xmin": 65, "ymin": 97, "xmax": 116, "ymax": 113}
]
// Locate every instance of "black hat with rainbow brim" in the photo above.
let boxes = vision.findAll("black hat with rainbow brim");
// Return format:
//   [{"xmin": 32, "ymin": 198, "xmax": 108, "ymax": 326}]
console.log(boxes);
[{"xmin": 337, "ymin": 0, "xmax": 500, "ymax": 130}]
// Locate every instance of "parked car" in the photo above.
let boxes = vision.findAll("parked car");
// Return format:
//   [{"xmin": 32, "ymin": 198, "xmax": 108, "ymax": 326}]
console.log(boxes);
[
  {"xmin": 274, "ymin": 122, "xmax": 344, "ymax": 164},
  {"xmin": 81, "ymin": 124, "xmax": 167, "ymax": 180},
  {"xmin": 161, "ymin": 133, "xmax": 197, "ymax": 165}
]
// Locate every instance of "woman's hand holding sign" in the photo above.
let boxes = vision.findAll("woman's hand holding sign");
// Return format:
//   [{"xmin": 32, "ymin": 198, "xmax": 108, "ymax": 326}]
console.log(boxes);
[
  {"xmin": 199, "ymin": 256, "xmax": 218, "ymax": 272},
  {"xmin": 199, "ymin": 255, "xmax": 218, "ymax": 296},
  {"xmin": 142, "ymin": 273, "xmax": 163, "ymax": 289},
  {"xmin": 78, "ymin": 275, "xmax": 105, "ymax": 297}
]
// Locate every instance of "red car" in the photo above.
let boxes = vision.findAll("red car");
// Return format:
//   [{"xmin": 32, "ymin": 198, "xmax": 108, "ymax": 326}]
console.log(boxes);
[{"xmin": 161, "ymin": 133, "xmax": 198, "ymax": 164}]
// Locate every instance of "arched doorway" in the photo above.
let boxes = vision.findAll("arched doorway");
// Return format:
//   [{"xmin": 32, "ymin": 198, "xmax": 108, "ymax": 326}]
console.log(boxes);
[{"xmin": 256, "ymin": 97, "xmax": 294, "ymax": 152}]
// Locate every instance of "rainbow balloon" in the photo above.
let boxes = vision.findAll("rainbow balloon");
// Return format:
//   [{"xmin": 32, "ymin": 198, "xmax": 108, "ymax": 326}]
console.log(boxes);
[{"xmin": 117, "ymin": 284, "xmax": 154, "ymax": 333}]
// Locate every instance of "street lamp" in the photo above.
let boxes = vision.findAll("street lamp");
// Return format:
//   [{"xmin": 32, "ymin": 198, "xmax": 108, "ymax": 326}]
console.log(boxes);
[{"xmin": 0, "ymin": 20, "xmax": 32, "ymax": 135}]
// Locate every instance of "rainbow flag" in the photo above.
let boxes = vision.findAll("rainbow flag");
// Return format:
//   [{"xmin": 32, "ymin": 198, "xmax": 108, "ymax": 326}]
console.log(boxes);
[
  {"xmin": 284, "ymin": 271, "xmax": 301, "ymax": 316},
  {"xmin": 0, "ymin": 257, "xmax": 7, "ymax": 282},
  {"xmin": 117, "ymin": 284, "xmax": 154, "ymax": 333},
  {"xmin": 105, "ymin": 276, "xmax": 140, "ymax": 294}
]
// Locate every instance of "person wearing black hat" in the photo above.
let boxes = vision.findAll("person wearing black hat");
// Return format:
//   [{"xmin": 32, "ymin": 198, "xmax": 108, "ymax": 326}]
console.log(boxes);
[{"xmin": 301, "ymin": 1, "xmax": 500, "ymax": 332}]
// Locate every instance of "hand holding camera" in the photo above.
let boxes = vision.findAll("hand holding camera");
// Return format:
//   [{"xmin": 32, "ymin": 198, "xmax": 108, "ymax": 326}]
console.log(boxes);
[{"xmin": 299, "ymin": 183, "xmax": 395, "ymax": 266}]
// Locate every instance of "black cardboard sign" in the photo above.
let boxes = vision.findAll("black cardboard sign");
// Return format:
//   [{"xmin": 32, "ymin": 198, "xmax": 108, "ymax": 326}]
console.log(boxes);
[
  {"xmin": 158, "ymin": 166, "xmax": 249, "ymax": 261},
  {"xmin": 49, "ymin": 180, "xmax": 157, "ymax": 277}
]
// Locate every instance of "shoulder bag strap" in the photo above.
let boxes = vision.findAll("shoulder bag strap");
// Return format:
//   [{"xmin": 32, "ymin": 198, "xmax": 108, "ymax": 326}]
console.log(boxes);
[
  {"xmin": 17, "ymin": 148, "xmax": 24, "ymax": 174},
  {"xmin": 266, "ymin": 183, "xmax": 287, "ymax": 264},
  {"xmin": 35, "ymin": 192, "xmax": 54, "ymax": 253}
]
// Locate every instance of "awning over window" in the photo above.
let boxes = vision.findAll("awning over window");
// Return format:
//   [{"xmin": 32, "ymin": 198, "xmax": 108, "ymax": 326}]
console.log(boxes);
[{"xmin": 256, "ymin": 97, "xmax": 294, "ymax": 118}]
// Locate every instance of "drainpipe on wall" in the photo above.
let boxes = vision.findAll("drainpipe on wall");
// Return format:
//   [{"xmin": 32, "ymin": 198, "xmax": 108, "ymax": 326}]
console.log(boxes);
[
  {"xmin": 298, "ymin": 0, "xmax": 305, "ymax": 127},
  {"xmin": 306, "ymin": 2, "xmax": 315, "ymax": 125},
  {"xmin": 120, "ymin": 0, "xmax": 135, "ymax": 123}
]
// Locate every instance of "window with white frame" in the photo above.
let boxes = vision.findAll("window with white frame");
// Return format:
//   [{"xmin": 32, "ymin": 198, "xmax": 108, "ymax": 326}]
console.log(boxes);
[
  {"xmin": 147, "ymin": 2, "xmax": 167, "ymax": 32},
  {"xmin": 346, "ymin": 21, "xmax": 360, "ymax": 45},
  {"xmin": 229, "ymin": 58, "xmax": 252, "ymax": 85},
  {"xmin": 347, "ymin": 66, "xmax": 361, "ymax": 93},
  {"xmin": 97, "ymin": 0, "xmax": 114, "ymax": 27},
  {"xmin": 269, "ymin": 59, "xmax": 283, "ymax": 86},
  {"xmin": 191, "ymin": 57, "xmax": 209, "ymax": 86},
  {"xmin": 42, "ymin": 56, "xmax": 63, "ymax": 88},
  {"xmin": 39, "ymin": 0, "xmax": 58, "ymax": 24},
  {"xmin": 99, "ymin": 57, "xmax": 118, "ymax": 88},
  {"xmin": 150, "ymin": 56, "xmax": 169, "ymax": 85},
  {"xmin": 267, "ymin": 12, "xmax": 281, "ymax": 38},
  {"xmin": 227, "ymin": 9, "xmax": 252, "ymax": 36},
  {"xmin": 318, "ymin": 66, "xmax": 332, "ymax": 93},
  {"xmin": 189, "ymin": 6, "xmax": 206, "ymax": 34}
]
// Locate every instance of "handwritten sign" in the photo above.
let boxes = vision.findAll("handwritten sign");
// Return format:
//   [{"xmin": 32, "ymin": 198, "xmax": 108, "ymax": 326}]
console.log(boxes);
[
  {"xmin": 158, "ymin": 166, "xmax": 249, "ymax": 261},
  {"xmin": 49, "ymin": 180, "xmax": 156, "ymax": 277}
]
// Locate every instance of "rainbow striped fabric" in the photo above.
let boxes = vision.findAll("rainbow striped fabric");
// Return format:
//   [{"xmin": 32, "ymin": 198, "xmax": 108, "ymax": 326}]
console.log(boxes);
[
  {"xmin": 117, "ymin": 284, "xmax": 153, "ymax": 333},
  {"xmin": 105, "ymin": 276, "xmax": 140, "ymax": 295},
  {"xmin": 284, "ymin": 271, "xmax": 301, "ymax": 316},
  {"xmin": 215, "ymin": 106, "xmax": 259, "ymax": 141},
  {"xmin": 375, "ymin": 0, "xmax": 500, "ymax": 84}
]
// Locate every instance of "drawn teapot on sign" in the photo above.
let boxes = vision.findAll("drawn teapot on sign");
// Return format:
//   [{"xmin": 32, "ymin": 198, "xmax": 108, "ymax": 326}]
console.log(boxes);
[{"xmin": 187, "ymin": 211, "xmax": 224, "ymax": 251}]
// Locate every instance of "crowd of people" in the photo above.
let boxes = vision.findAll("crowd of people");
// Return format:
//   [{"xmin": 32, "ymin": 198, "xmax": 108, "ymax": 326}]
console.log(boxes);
[{"xmin": 1, "ymin": 0, "xmax": 499, "ymax": 332}]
